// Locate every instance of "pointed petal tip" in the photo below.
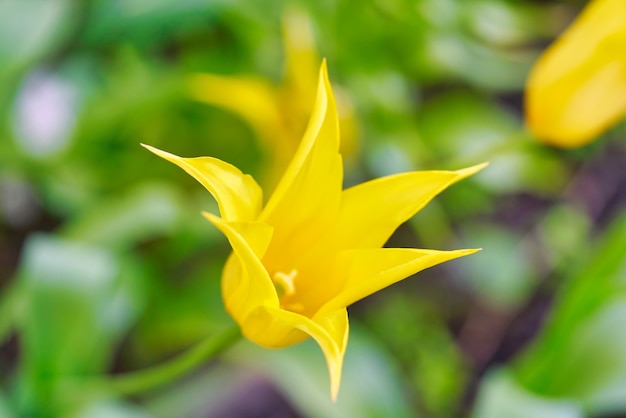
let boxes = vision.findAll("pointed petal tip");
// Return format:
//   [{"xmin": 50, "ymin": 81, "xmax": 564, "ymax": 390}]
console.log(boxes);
[
  {"xmin": 140, "ymin": 143, "xmax": 179, "ymax": 160},
  {"xmin": 328, "ymin": 349, "xmax": 342, "ymax": 403},
  {"xmin": 456, "ymin": 162, "xmax": 489, "ymax": 177},
  {"xmin": 319, "ymin": 59, "xmax": 329, "ymax": 82},
  {"xmin": 201, "ymin": 211, "xmax": 221, "ymax": 224},
  {"xmin": 461, "ymin": 247, "xmax": 482, "ymax": 256},
  {"xmin": 330, "ymin": 385, "xmax": 339, "ymax": 403}
]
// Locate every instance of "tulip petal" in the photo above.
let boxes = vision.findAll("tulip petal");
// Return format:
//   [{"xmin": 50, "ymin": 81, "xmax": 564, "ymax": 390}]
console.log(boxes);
[
  {"xmin": 320, "ymin": 248, "xmax": 479, "ymax": 313},
  {"xmin": 243, "ymin": 305, "xmax": 349, "ymax": 401},
  {"xmin": 203, "ymin": 213, "xmax": 279, "ymax": 321},
  {"xmin": 201, "ymin": 214, "xmax": 273, "ymax": 259},
  {"xmin": 142, "ymin": 144, "xmax": 262, "ymax": 222},
  {"xmin": 188, "ymin": 74, "xmax": 283, "ymax": 142},
  {"xmin": 525, "ymin": 0, "xmax": 626, "ymax": 147},
  {"xmin": 335, "ymin": 163, "xmax": 487, "ymax": 250},
  {"xmin": 260, "ymin": 61, "xmax": 343, "ymax": 271}
]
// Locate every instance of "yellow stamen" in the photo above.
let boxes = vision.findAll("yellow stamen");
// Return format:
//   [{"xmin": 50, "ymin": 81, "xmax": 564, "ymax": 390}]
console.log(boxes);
[{"xmin": 273, "ymin": 269, "xmax": 298, "ymax": 296}]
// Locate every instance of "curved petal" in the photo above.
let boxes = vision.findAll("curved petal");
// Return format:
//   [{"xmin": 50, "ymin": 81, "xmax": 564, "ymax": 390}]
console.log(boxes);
[
  {"xmin": 242, "ymin": 305, "xmax": 349, "ymax": 401},
  {"xmin": 260, "ymin": 61, "xmax": 343, "ymax": 272},
  {"xmin": 142, "ymin": 144, "xmax": 262, "ymax": 222},
  {"xmin": 335, "ymin": 163, "xmax": 487, "ymax": 250},
  {"xmin": 188, "ymin": 74, "xmax": 283, "ymax": 141},
  {"xmin": 204, "ymin": 213, "xmax": 279, "ymax": 322},
  {"xmin": 202, "ymin": 214, "xmax": 273, "ymax": 259},
  {"xmin": 525, "ymin": 0, "xmax": 626, "ymax": 147},
  {"xmin": 319, "ymin": 248, "xmax": 479, "ymax": 313}
]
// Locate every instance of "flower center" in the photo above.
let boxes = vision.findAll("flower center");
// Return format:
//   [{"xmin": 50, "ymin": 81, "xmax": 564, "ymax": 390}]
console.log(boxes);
[
  {"xmin": 272, "ymin": 269, "xmax": 298, "ymax": 297},
  {"xmin": 272, "ymin": 269, "xmax": 305, "ymax": 313}
]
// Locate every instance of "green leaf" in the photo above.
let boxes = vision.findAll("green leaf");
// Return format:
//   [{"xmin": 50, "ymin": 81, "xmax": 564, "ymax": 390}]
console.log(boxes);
[
  {"xmin": 543, "ymin": 299, "xmax": 626, "ymax": 414},
  {"xmin": 227, "ymin": 325, "xmax": 415, "ymax": 418},
  {"xmin": 412, "ymin": 31, "xmax": 536, "ymax": 90},
  {"xmin": 74, "ymin": 400, "xmax": 152, "ymax": 418},
  {"xmin": 14, "ymin": 234, "xmax": 146, "ymax": 416},
  {"xmin": 363, "ymin": 293, "xmax": 467, "ymax": 417},
  {"xmin": 61, "ymin": 182, "xmax": 184, "ymax": 249},
  {"xmin": 460, "ymin": 0, "xmax": 566, "ymax": 46},
  {"xmin": 461, "ymin": 223, "xmax": 537, "ymax": 309},
  {"xmin": 0, "ymin": 0, "xmax": 71, "ymax": 78},
  {"xmin": 473, "ymin": 369, "xmax": 584, "ymax": 418},
  {"xmin": 416, "ymin": 91, "xmax": 518, "ymax": 159},
  {"xmin": 537, "ymin": 204, "xmax": 591, "ymax": 269},
  {"xmin": 0, "ymin": 390, "xmax": 16, "ymax": 418},
  {"xmin": 82, "ymin": 0, "xmax": 228, "ymax": 48},
  {"xmin": 516, "ymin": 212, "xmax": 626, "ymax": 397},
  {"xmin": 415, "ymin": 91, "xmax": 568, "ymax": 194},
  {"xmin": 470, "ymin": 212, "xmax": 626, "ymax": 416}
]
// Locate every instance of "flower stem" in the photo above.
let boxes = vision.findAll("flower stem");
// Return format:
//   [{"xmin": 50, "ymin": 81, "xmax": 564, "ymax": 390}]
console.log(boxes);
[{"xmin": 109, "ymin": 325, "xmax": 241, "ymax": 396}]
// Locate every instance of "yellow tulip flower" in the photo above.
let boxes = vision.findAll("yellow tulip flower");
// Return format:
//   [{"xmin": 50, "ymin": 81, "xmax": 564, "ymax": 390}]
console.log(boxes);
[
  {"xmin": 144, "ymin": 62, "xmax": 484, "ymax": 400},
  {"xmin": 525, "ymin": 0, "xmax": 626, "ymax": 148},
  {"xmin": 188, "ymin": 9, "xmax": 357, "ymax": 187}
]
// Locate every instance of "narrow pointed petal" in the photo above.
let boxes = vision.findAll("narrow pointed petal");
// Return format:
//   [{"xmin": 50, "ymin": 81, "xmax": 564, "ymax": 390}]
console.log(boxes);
[
  {"xmin": 188, "ymin": 74, "xmax": 283, "ymax": 141},
  {"xmin": 260, "ymin": 61, "xmax": 343, "ymax": 271},
  {"xmin": 525, "ymin": 0, "xmax": 626, "ymax": 147},
  {"xmin": 243, "ymin": 305, "xmax": 349, "ymax": 400},
  {"xmin": 335, "ymin": 163, "xmax": 487, "ymax": 250},
  {"xmin": 201, "ymin": 213, "xmax": 273, "ymax": 259},
  {"xmin": 142, "ymin": 144, "xmax": 262, "ymax": 222},
  {"xmin": 203, "ymin": 213, "xmax": 279, "ymax": 322},
  {"xmin": 320, "ymin": 248, "xmax": 479, "ymax": 313}
]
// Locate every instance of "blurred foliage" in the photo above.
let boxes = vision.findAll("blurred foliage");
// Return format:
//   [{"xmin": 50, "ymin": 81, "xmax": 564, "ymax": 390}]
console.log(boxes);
[{"xmin": 1, "ymin": 0, "xmax": 625, "ymax": 417}]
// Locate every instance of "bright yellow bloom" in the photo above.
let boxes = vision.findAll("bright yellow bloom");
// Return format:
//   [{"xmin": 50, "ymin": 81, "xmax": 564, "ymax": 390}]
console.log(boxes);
[
  {"xmin": 188, "ymin": 9, "xmax": 357, "ymax": 187},
  {"xmin": 525, "ymin": 0, "xmax": 626, "ymax": 148},
  {"xmin": 144, "ymin": 62, "xmax": 484, "ymax": 400}
]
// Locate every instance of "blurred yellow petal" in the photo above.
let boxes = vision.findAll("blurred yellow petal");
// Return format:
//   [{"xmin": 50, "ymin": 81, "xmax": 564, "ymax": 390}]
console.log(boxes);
[
  {"xmin": 187, "ymin": 10, "xmax": 358, "ymax": 190},
  {"xmin": 243, "ymin": 305, "xmax": 348, "ymax": 401},
  {"xmin": 526, "ymin": 0, "xmax": 626, "ymax": 147},
  {"xmin": 334, "ymin": 86, "xmax": 359, "ymax": 158},
  {"xmin": 321, "ymin": 248, "xmax": 479, "ymax": 313},
  {"xmin": 141, "ymin": 144, "xmax": 262, "ymax": 222},
  {"xmin": 260, "ymin": 60, "xmax": 343, "ymax": 273},
  {"xmin": 188, "ymin": 74, "xmax": 282, "ymax": 141},
  {"xmin": 188, "ymin": 73, "xmax": 297, "ymax": 189},
  {"xmin": 282, "ymin": 8, "xmax": 319, "ymax": 114},
  {"xmin": 203, "ymin": 213, "xmax": 278, "ymax": 322},
  {"xmin": 335, "ymin": 163, "xmax": 487, "ymax": 249},
  {"xmin": 282, "ymin": 6, "xmax": 360, "ymax": 162}
]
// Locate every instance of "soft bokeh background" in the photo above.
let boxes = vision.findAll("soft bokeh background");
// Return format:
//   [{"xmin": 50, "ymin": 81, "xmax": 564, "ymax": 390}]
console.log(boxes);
[{"xmin": 1, "ymin": 0, "xmax": 625, "ymax": 417}]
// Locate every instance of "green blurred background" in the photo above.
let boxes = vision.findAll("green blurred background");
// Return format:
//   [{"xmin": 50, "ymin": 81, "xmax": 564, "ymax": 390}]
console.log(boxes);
[{"xmin": 2, "ymin": 0, "xmax": 625, "ymax": 417}]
